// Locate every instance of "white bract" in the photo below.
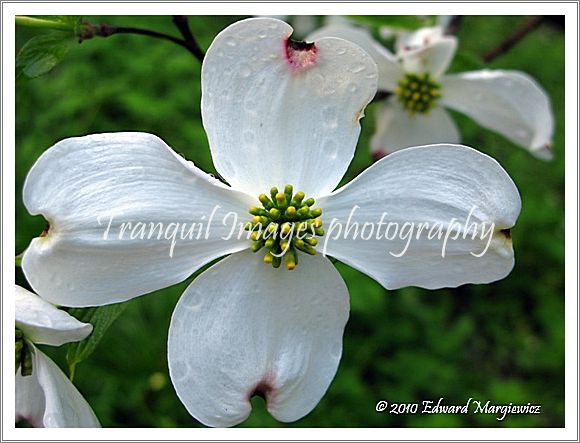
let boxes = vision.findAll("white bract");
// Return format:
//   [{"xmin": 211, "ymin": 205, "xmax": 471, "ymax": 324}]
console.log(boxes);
[
  {"xmin": 15, "ymin": 285, "xmax": 100, "ymax": 428},
  {"xmin": 309, "ymin": 22, "xmax": 554, "ymax": 159},
  {"xmin": 22, "ymin": 18, "xmax": 521, "ymax": 427}
]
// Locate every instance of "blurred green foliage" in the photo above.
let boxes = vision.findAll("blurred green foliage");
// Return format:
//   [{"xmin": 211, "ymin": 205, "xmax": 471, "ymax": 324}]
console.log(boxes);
[{"xmin": 15, "ymin": 15, "xmax": 564, "ymax": 427}]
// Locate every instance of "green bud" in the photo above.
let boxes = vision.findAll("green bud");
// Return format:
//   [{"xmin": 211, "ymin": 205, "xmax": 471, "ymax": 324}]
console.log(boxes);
[
  {"xmin": 292, "ymin": 191, "xmax": 305, "ymax": 205},
  {"xmin": 310, "ymin": 207, "xmax": 322, "ymax": 218},
  {"xmin": 251, "ymin": 241, "xmax": 263, "ymax": 252},
  {"xmin": 265, "ymin": 238, "xmax": 275, "ymax": 249},
  {"xmin": 270, "ymin": 187, "xmax": 279, "ymax": 201},
  {"xmin": 305, "ymin": 236, "xmax": 318, "ymax": 246},
  {"xmin": 259, "ymin": 194, "xmax": 274, "ymax": 209},
  {"xmin": 285, "ymin": 206, "xmax": 296, "ymax": 219},
  {"xmin": 295, "ymin": 242, "xmax": 317, "ymax": 256},
  {"xmin": 284, "ymin": 248, "xmax": 297, "ymax": 270}
]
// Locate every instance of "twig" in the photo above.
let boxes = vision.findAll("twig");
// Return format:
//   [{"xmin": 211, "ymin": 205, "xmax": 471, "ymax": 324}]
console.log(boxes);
[
  {"xmin": 482, "ymin": 16, "xmax": 544, "ymax": 63},
  {"xmin": 445, "ymin": 16, "xmax": 462, "ymax": 35},
  {"xmin": 172, "ymin": 16, "xmax": 205, "ymax": 62},
  {"xmin": 78, "ymin": 21, "xmax": 203, "ymax": 62}
]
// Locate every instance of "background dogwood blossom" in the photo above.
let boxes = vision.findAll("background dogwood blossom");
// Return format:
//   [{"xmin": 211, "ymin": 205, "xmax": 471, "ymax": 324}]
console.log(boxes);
[
  {"xmin": 15, "ymin": 286, "xmax": 100, "ymax": 427},
  {"xmin": 309, "ymin": 19, "xmax": 554, "ymax": 159},
  {"xmin": 14, "ymin": 15, "xmax": 564, "ymax": 427}
]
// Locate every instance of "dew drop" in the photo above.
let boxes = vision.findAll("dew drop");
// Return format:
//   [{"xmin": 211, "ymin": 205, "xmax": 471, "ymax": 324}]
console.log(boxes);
[
  {"xmin": 350, "ymin": 63, "xmax": 366, "ymax": 73},
  {"xmin": 225, "ymin": 36, "xmax": 237, "ymax": 47},
  {"xmin": 243, "ymin": 130, "xmax": 256, "ymax": 143},
  {"xmin": 239, "ymin": 64, "xmax": 252, "ymax": 78},
  {"xmin": 258, "ymin": 29, "xmax": 268, "ymax": 39},
  {"xmin": 321, "ymin": 106, "xmax": 338, "ymax": 129},
  {"xmin": 171, "ymin": 360, "xmax": 190, "ymax": 381},
  {"xmin": 322, "ymin": 86, "xmax": 336, "ymax": 96},
  {"xmin": 322, "ymin": 139, "xmax": 339, "ymax": 159},
  {"xmin": 221, "ymin": 89, "xmax": 232, "ymax": 101},
  {"xmin": 348, "ymin": 82, "xmax": 359, "ymax": 93},
  {"xmin": 335, "ymin": 47, "xmax": 347, "ymax": 55}
]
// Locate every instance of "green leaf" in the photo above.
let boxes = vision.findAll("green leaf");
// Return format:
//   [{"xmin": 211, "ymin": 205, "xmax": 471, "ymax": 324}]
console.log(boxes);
[
  {"xmin": 15, "ymin": 15, "xmax": 81, "ymax": 34},
  {"xmin": 348, "ymin": 15, "xmax": 428, "ymax": 30},
  {"xmin": 16, "ymin": 31, "xmax": 75, "ymax": 81},
  {"xmin": 66, "ymin": 301, "xmax": 132, "ymax": 380}
]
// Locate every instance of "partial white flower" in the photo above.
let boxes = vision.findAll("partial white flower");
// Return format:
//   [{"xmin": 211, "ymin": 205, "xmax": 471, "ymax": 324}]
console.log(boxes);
[
  {"xmin": 309, "ymin": 22, "xmax": 554, "ymax": 159},
  {"xmin": 22, "ymin": 18, "xmax": 521, "ymax": 427},
  {"xmin": 15, "ymin": 285, "xmax": 100, "ymax": 428}
]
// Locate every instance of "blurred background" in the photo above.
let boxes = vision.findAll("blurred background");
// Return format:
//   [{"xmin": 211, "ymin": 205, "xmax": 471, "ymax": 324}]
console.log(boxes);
[{"xmin": 15, "ymin": 15, "xmax": 565, "ymax": 427}]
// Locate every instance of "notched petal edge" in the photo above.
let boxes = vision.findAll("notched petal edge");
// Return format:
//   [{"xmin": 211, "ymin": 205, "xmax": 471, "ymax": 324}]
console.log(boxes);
[{"xmin": 284, "ymin": 37, "xmax": 317, "ymax": 71}]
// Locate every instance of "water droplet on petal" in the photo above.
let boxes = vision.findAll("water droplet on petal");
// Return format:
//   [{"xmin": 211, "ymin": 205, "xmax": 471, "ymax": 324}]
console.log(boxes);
[
  {"xmin": 322, "ymin": 106, "xmax": 338, "ymax": 129},
  {"xmin": 322, "ymin": 86, "xmax": 336, "ymax": 96},
  {"xmin": 258, "ymin": 29, "xmax": 268, "ymax": 39},
  {"xmin": 336, "ymin": 47, "xmax": 347, "ymax": 55},
  {"xmin": 243, "ymin": 130, "xmax": 256, "ymax": 143},
  {"xmin": 239, "ymin": 64, "xmax": 252, "ymax": 78},
  {"xmin": 350, "ymin": 63, "xmax": 366, "ymax": 73},
  {"xmin": 348, "ymin": 82, "xmax": 359, "ymax": 93},
  {"xmin": 322, "ymin": 139, "xmax": 338, "ymax": 159},
  {"xmin": 171, "ymin": 360, "xmax": 190, "ymax": 381},
  {"xmin": 225, "ymin": 36, "xmax": 237, "ymax": 47}
]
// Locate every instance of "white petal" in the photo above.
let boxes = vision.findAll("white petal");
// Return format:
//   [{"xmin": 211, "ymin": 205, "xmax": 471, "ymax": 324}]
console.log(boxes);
[
  {"xmin": 307, "ymin": 22, "xmax": 404, "ymax": 91},
  {"xmin": 401, "ymin": 36, "xmax": 457, "ymax": 79},
  {"xmin": 371, "ymin": 100, "xmax": 460, "ymax": 156},
  {"xmin": 440, "ymin": 70, "xmax": 554, "ymax": 155},
  {"xmin": 15, "ymin": 286, "xmax": 92, "ymax": 346},
  {"xmin": 202, "ymin": 18, "xmax": 378, "ymax": 198},
  {"xmin": 33, "ymin": 348, "xmax": 100, "ymax": 427},
  {"xmin": 22, "ymin": 132, "xmax": 255, "ymax": 307},
  {"xmin": 396, "ymin": 26, "xmax": 445, "ymax": 53},
  {"xmin": 168, "ymin": 250, "xmax": 349, "ymax": 427},
  {"xmin": 16, "ymin": 361, "xmax": 45, "ymax": 427},
  {"xmin": 318, "ymin": 144, "xmax": 521, "ymax": 290}
]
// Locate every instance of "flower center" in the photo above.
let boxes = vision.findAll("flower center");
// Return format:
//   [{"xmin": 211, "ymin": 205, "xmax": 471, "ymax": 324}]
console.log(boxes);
[
  {"xmin": 395, "ymin": 72, "xmax": 441, "ymax": 115},
  {"xmin": 246, "ymin": 185, "xmax": 324, "ymax": 270},
  {"xmin": 15, "ymin": 328, "xmax": 33, "ymax": 377}
]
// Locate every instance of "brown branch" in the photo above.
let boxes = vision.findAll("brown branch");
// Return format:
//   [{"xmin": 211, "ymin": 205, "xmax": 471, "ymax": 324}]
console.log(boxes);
[
  {"xmin": 78, "ymin": 21, "xmax": 204, "ymax": 63},
  {"xmin": 446, "ymin": 16, "xmax": 463, "ymax": 35},
  {"xmin": 172, "ymin": 16, "xmax": 205, "ymax": 62},
  {"xmin": 482, "ymin": 16, "xmax": 545, "ymax": 63}
]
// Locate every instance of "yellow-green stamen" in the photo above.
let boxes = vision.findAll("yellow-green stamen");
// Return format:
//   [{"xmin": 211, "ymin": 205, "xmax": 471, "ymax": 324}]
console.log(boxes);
[
  {"xmin": 395, "ymin": 72, "xmax": 441, "ymax": 116},
  {"xmin": 247, "ymin": 185, "xmax": 324, "ymax": 270}
]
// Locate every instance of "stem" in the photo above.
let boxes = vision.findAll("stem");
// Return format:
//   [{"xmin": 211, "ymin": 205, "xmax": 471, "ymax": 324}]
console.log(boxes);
[
  {"xmin": 79, "ymin": 22, "xmax": 202, "ymax": 62},
  {"xmin": 446, "ymin": 16, "xmax": 463, "ymax": 35},
  {"xmin": 15, "ymin": 15, "xmax": 71, "ymax": 32},
  {"xmin": 482, "ymin": 16, "xmax": 544, "ymax": 63},
  {"xmin": 172, "ymin": 16, "xmax": 205, "ymax": 62}
]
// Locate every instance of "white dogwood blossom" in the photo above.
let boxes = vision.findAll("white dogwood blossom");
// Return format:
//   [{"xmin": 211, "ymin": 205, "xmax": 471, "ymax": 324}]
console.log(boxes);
[
  {"xmin": 15, "ymin": 286, "xmax": 100, "ymax": 427},
  {"xmin": 309, "ymin": 22, "xmax": 554, "ymax": 159},
  {"xmin": 22, "ymin": 18, "xmax": 521, "ymax": 427}
]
